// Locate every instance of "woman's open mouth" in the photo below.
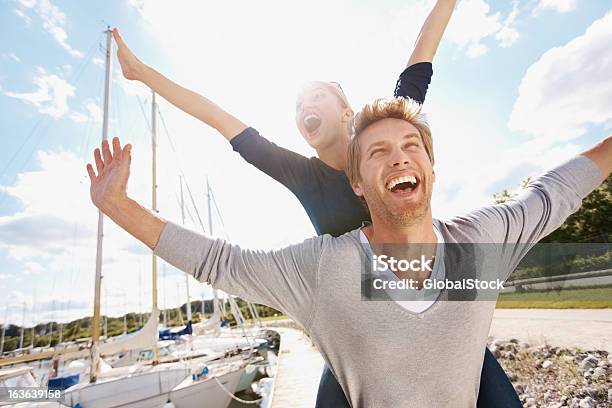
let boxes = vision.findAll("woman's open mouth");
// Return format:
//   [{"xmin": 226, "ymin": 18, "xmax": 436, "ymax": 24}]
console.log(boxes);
[{"xmin": 304, "ymin": 113, "xmax": 322, "ymax": 134}]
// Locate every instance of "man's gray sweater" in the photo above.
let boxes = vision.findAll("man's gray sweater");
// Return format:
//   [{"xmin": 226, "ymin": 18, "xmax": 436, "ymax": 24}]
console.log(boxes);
[{"xmin": 154, "ymin": 156, "xmax": 602, "ymax": 407}]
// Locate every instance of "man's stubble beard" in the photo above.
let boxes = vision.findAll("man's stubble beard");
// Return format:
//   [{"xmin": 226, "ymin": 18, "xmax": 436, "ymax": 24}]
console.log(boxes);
[{"xmin": 361, "ymin": 182, "xmax": 431, "ymax": 228}]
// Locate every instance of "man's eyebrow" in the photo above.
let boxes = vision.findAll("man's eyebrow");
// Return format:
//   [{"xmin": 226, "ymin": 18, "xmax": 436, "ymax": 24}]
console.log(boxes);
[
  {"xmin": 366, "ymin": 132, "xmax": 421, "ymax": 152},
  {"xmin": 366, "ymin": 140, "xmax": 388, "ymax": 152},
  {"xmin": 402, "ymin": 132, "xmax": 420, "ymax": 140}
]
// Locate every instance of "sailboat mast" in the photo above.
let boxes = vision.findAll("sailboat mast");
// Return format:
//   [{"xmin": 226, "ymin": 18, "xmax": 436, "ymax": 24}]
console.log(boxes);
[
  {"xmin": 151, "ymin": 91, "xmax": 159, "ymax": 363},
  {"xmin": 176, "ymin": 283, "xmax": 184, "ymax": 325},
  {"xmin": 104, "ymin": 289, "xmax": 108, "ymax": 340},
  {"xmin": 123, "ymin": 291, "xmax": 127, "ymax": 335},
  {"xmin": 179, "ymin": 176, "xmax": 192, "ymax": 323},
  {"xmin": 30, "ymin": 289, "xmax": 36, "ymax": 348},
  {"xmin": 19, "ymin": 302, "xmax": 25, "ymax": 350},
  {"xmin": 206, "ymin": 177, "xmax": 221, "ymax": 318},
  {"xmin": 163, "ymin": 264, "xmax": 167, "ymax": 327},
  {"xmin": 138, "ymin": 269, "xmax": 142, "ymax": 328},
  {"xmin": 47, "ymin": 300, "xmax": 54, "ymax": 347},
  {"xmin": 0, "ymin": 305, "xmax": 7, "ymax": 354},
  {"xmin": 206, "ymin": 177, "xmax": 213, "ymax": 236},
  {"xmin": 90, "ymin": 27, "xmax": 112, "ymax": 383}
]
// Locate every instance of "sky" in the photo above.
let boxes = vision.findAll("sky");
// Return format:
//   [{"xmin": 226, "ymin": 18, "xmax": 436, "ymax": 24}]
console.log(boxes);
[{"xmin": 0, "ymin": 0, "xmax": 611, "ymax": 326}]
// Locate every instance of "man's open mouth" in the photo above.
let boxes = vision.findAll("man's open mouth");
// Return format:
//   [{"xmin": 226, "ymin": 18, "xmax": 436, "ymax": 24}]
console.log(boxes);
[
  {"xmin": 386, "ymin": 175, "xmax": 419, "ymax": 195},
  {"xmin": 304, "ymin": 114, "xmax": 322, "ymax": 133}
]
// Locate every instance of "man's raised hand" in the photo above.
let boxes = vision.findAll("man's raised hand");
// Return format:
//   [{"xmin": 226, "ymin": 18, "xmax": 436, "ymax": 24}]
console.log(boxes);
[
  {"xmin": 112, "ymin": 28, "xmax": 144, "ymax": 81},
  {"xmin": 86, "ymin": 137, "xmax": 132, "ymax": 214}
]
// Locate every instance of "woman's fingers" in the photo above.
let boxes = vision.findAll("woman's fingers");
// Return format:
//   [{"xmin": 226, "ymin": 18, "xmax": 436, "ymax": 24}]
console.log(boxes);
[
  {"xmin": 94, "ymin": 148, "xmax": 104, "ymax": 174},
  {"xmin": 112, "ymin": 28, "xmax": 125, "ymax": 48}
]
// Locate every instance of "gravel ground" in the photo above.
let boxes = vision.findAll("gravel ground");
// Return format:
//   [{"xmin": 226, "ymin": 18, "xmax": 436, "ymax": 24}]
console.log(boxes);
[{"xmin": 488, "ymin": 338, "xmax": 611, "ymax": 407}]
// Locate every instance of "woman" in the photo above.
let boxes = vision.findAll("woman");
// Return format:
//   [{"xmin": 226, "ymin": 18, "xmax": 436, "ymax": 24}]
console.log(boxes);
[{"xmin": 113, "ymin": 1, "xmax": 520, "ymax": 405}]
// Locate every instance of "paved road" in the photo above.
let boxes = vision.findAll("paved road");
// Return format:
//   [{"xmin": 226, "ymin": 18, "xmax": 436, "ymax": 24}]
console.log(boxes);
[{"xmin": 489, "ymin": 308, "xmax": 612, "ymax": 352}]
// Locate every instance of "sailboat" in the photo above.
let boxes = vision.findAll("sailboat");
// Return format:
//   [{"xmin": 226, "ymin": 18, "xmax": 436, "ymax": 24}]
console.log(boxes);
[
  {"xmin": 168, "ymin": 359, "xmax": 246, "ymax": 408},
  {"xmin": 0, "ymin": 366, "xmax": 63, "ymax": 408}
]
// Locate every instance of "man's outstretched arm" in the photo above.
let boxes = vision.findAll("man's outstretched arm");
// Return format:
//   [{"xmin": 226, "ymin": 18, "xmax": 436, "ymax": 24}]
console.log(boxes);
[
  {"xmin": 581, "ymin": 135, "xmax": 612, "ymax": 179},
  {"xmin": 462, "ymin": 136, "xmax": 611, "ymax": 278},
  {"xmin": 113, "ymin": 29, "xmax": 247, "ymax": 141},
  {"xmin": 405, "ymin": 0, "xmax": 456, "ymax": 67},
  {"xmin": 86, "ymin": 137, "xmax": 321, "ymax": 326}
]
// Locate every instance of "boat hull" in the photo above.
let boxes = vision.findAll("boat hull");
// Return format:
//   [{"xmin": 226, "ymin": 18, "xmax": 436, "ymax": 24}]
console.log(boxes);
[
  {"xmin": 63, "ymin": 367, "xmax": 189, "ymax": 408},
  {"xmin": 169, "ymin": 368, "xmax": 244, "ymax": 408}
]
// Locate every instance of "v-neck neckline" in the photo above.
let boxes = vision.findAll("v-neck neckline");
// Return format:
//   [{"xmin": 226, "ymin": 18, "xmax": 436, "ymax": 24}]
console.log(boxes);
[{"xmin": 357, "ymin": 220, "xmax": 448, "ymax": 317}]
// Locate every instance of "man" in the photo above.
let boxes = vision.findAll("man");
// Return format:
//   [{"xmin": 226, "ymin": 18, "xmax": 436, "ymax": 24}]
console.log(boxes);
[
  {"xmin": 85, "ymin": 97, "xmax": 611, "ymax": 406},
  {"xmin": 112, "ymin": 2, "xmax": 523, "ymax": 405}
]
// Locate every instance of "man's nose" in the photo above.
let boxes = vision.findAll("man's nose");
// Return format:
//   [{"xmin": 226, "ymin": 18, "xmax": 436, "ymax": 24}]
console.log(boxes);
[{"xmin": 389, "ymin": 146, "xmax": 410, "ymax": 168}]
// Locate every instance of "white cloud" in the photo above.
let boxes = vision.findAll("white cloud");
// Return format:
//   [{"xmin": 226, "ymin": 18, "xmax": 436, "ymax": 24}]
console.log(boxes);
[
  {"xmin": 446, "ymin": 0, "xmax": 502, "ymax": 57},
  {"xmin": 508, "ymin": 10, "xmax": 612, "ymax": 139},
  {"xmin": 2, "ymin": 52, "xmax": 21, "ymax": 63},
  {"xmin": 92, "ymin": 57, "xmax": 104, "ymax": 68},
  {"xmin": 59, "ymin": 64, "xmax": 72, "ymax": 76},
  {"xmin": 70, "ymin": 101, "xmax": 103, "ymax": 124},
  {"xmin": 534, "ymin": 0, "xmax": 577, "ymax": 14},
  {"xmin": 69, "ymin": 111, "xmax": 88, "ymax": 123},
  {"xmin": 14, "ymin": 8, "xmax": 32, "ymax": 25},
  {"xmin": 16, "ymin": 0, "xmax": 83, "ymax": 58},
  {"xmin": 4, "ymin": 67, "xmax": 75, "ymax": 118},
  {"xmin": 85, "ymin": 101, "xmax": 103, "ymax": 123},
  {"xmin": 467, "ymin": 43, "xmax": 489, "ymax": 57},
  {"xmin": 496, "ymin": 0, "xmax": 520, "ymax": 48},
  {"xmin": 23, "ymin": 261, "xmax": 44, "ymax": 275}
]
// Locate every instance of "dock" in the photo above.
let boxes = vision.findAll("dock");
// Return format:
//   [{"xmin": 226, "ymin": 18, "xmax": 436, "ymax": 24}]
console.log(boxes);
[{"xmin": 269, "ymin": 327, "xmax": 325, "ymax": 408}]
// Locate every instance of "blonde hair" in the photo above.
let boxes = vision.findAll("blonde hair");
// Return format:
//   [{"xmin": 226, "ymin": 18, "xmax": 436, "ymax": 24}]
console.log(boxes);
[{"xmin": 346, "ymin": 97, "xmax": 434, "ymax": 185}]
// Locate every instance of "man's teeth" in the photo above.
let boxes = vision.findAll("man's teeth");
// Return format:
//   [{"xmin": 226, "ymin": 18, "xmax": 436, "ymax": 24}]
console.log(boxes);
[{"xmin": 386, "ymin": 175, "xmax": 417, "ymax": 190}]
